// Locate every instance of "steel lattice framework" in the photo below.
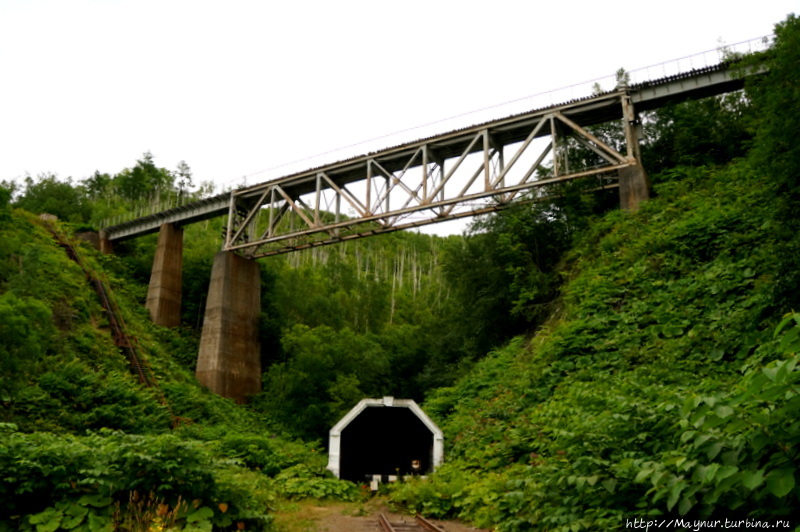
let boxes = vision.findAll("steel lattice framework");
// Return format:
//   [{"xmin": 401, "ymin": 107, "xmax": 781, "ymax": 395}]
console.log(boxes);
[
  {"xmin": 100, "ymin": 60, "xmax": 754, "ymax": 252},
  {"xmin": 224, "ymin": 89, "xmax": 641, "ymax": 258}
]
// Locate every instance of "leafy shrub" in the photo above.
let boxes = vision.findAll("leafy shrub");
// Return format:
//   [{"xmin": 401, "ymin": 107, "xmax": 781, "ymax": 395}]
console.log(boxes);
[
  {"xmin": 216, "ymin": 432, "xmax": 317, "ymax": 477},
  {"xmin": 15, "ymin": 362, "xmax": 172, "ymax": 433},
  {"xmin": 391, "ymin": 315, "xmax": 800, "ymax": 530},
  {"xmin": 389, "ymin": 155, "xmax": 798, "ymax": 530},
  {"xmin": 271, "ymin": 464, "xmax": 359, "ymax": 501},
  {"xmin": 631, "ymin": 313, "xmax": 800, "ymax": 518},
  {"xmin": 0, "ymin": 429, "xmax": 274, "ymax": 531},
  {"xmin": 0, "ymin": 292, "xmax": 54, "ymax": 403}
]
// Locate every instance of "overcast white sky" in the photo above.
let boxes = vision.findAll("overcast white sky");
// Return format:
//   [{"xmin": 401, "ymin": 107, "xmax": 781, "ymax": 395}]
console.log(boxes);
[{"xmin": 0, "ymin": 0, "xmax": 796, "ymax": 194}]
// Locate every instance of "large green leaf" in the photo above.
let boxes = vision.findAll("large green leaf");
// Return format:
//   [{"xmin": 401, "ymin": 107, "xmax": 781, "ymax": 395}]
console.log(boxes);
[
  {"xmin": 186, "ymin": 506, "xmax": 214, "ymax": 524},
  {"xmin": 740, "ymin": 469, "xmax": 766, "ymax": 490},
  {"xmin": 87, "ymin": 512, "xmax": 113, "ymax": 532},
  {"xmin": 765, "ymin": 469, "xmax": 796, "ymax": 498}
]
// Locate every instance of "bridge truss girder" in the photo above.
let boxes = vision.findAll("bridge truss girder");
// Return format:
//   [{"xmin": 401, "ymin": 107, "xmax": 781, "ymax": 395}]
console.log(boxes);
[{"xmin": 225, "ymin": 90, "xmax": 640, "ymax": 258}]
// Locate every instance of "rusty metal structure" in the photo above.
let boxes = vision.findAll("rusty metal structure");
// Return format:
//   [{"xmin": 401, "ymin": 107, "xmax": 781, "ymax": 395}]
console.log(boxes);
[
  {"xmin": 101, "ymin": 60, "xmax": 754, "ymax": 256},
  {"xmin": 221, "ymin": 61, "xmax": 753, "ymax": 257},
  {"xmin": 225, "ymin": 88, "xmax": 634, "ymax": 258},
  {"xmin": 43, "ymin": 220, "xmax": 153, "ymax": 387}
]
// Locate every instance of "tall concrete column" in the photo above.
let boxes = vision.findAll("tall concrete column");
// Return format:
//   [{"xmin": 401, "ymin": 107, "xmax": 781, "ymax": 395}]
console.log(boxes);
[
  {"xmin": 619, "ymin": 90, "xmax": 651, "ymax": 211},
  {"xmin": 146, "ymin": 223, "xmax": 184, "ymax": 327},
  {"xmin": 619, "ymin": 163, "xmax": 651, "ymax": 211},
  {"xmin": 196, "ymin": 251, "xmax": 261, "ymax": 403}
]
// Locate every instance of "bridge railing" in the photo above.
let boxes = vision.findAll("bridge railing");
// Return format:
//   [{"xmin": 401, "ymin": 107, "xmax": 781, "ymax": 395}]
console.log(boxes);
[
  {"xmin": 101, "ymin": 188, "xmax": 231, "ymax": 229},
  {"xmin": 626, "ymin": 35, "xmax": 771, "ymax": 86}
]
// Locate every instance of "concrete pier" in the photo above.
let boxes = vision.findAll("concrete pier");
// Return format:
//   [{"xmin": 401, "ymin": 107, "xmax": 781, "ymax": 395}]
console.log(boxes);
[
  {"xmin": 145, "ymin": 224, "xmax": 184, "ymax": 327},
  {"xmin": 619, "ymin": 163, "xmax": 651, "ymax": 211},
  {"xmin": 196, "ymin": 251, "xmax": 261, "ymax": 403}
]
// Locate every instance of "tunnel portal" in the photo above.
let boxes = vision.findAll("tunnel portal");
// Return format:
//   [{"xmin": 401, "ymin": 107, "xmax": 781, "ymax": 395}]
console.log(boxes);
[{"xmin": 327, "ymin": 397, "xmax": 443, "ymax": 483}]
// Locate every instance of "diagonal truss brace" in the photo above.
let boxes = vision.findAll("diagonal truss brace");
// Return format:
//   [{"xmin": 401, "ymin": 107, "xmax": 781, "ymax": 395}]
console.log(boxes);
[{"xmin": 225, "ymin": 90, "xmax": 640, "ymax": 258}]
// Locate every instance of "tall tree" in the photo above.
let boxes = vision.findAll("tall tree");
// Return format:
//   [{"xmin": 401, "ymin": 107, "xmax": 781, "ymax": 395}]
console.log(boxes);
[
  {"xmin": 746, "ymin": 14, "xmax": 800, "ymax": 310},
  {"xmin": 175, "ymin": 160, "xmax": 193, "ymax": 198},
  {"xmin": 641, "ymin": 92, "xmax": 752, "ymax": 175},
  {"xmin": 438, "ymin": 196, "xmax": 589, "ymax": 365},
  {"xmin": 0, "ymin": 183, "xmax": 11, "ymax": 213},
  {"xmin": 82, "ymin": 171, "xmax": 113, "ymax": 200},
  {"xmin": 748, "ymin": 14, "xmax": 800, "ymax": 196},
  {"xmin": 114, "ymin": 151, "xmax": 174, "ymax": 201},
  {"xmin": 13, "ymin": 174, "xmax": 92, "ymax": 223}
]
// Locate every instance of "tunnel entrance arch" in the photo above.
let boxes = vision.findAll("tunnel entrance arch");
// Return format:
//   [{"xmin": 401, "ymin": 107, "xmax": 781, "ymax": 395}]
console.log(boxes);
[{"xmin": 327, "ymin": 397, "xmax": 443, "ymax": 482}]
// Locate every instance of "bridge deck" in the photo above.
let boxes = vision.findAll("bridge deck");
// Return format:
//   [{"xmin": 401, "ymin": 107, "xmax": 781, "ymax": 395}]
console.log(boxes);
[{"xmin": 102, "ymin": 193, "xmax": 230, "ymax": 241}]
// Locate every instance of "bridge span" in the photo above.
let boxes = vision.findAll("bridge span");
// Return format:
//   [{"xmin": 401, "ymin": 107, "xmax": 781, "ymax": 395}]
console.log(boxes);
[
  {"xmin": 102, "ymin": 61, "xmax": 747, "ymax": 253},
  {"xmin": 98, "ymin": 55, "xmax": 761, "ymax": 403}
]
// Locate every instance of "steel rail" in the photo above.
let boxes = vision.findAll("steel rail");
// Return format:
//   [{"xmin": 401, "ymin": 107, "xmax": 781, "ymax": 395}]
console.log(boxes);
[
  {"xmin": 378, "ymin": 513, "xmax": 395, "ymax": 532},
  {"xmin": 41, "ymin": 220, "xmax": 153, "ymax": 387},
  {"xmin": 415, "ymin": 514, "xmax": 446, "ymax": 531},
  {"xmin": 376, "ymin": 513, "xmax": 445, "ymax": 532}
]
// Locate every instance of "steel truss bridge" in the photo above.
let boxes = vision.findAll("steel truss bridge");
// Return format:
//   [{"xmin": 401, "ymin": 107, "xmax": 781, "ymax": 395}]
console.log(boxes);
[{"xmin": 102, "ymin": 60, "xmax": 754, "ymax": 258}]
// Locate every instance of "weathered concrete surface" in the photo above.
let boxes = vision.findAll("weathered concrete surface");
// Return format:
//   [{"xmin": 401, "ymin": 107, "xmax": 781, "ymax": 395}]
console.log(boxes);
[
  {"xmin": 77, "ymin": 232, "xmax": 101, "ymax": 250},
  {"xmin": 145, "ymin": 224, "xmax": 183, "ymax": 327},
  {"xmin": 196, "ymin": 251, "xmax": 261, "ymax": 403},
  {"xmin": 619, "ymin": 163, "xmax": 651, "ymax": 211},
  {"xmin": 99, "ymin": 230, "xmax": 113, "ymax": 254}
]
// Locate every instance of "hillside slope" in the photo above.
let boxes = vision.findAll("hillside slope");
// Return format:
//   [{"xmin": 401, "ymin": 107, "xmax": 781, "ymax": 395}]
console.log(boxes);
[
  {"xmin": 390, "ymin": 161, "xmax": 800, "ymax": 529},
  {"xmin": 0, "ymin": 204, "xmax": 358, "ymax": 530},
  {"xmin": 389, "ymin": 17, "xmax": 800, "ymax": 529}
]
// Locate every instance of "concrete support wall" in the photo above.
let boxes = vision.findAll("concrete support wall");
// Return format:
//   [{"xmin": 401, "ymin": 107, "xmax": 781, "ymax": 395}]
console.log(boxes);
[
  {"xmin": 196, "ymin": 251, "xmax": 261, "ymax": 403},
  {"xmin": 619, "ymin": 163, "xmax": 651, "ymax": 211},
  {"xmin": 145, "ymin": 224, "xmax": 184, "ymax": 327},
  {"xmin": 99, "ymin": 230, "xmax": 113, "ymax": 255}
]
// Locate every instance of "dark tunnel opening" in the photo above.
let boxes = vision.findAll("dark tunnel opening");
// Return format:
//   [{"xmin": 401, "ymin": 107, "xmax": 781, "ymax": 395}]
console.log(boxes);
[{"xmin": 339, "ymin": 406, "xmax": 434, "ymax": 483}]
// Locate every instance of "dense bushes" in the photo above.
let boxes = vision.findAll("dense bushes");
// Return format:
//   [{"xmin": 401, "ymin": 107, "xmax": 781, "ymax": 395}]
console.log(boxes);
[
  {"xmin": 0, "ymin": 426, "xmax": 362, "ymax": 531},
  {"xmin": 0, "ymin": 428, "xmax": 274, "ymax": 531},
  {"xmin": 0, "ymin": 292, "xmax": 54, "ymax": 413},
  {"xmin": 14, "ymin": 362, "xmax": 173, "ymax": 433},
  {"xmin": 0, "ymin": 176, "xmax": 360, "ymax": 530},
  {"xmin": 389, "ymin": 162, "xmax": 800, "ymax": 529},
  {"xmin": 634, "ymin": 315, "xmax": 800, "ymax": 517}
]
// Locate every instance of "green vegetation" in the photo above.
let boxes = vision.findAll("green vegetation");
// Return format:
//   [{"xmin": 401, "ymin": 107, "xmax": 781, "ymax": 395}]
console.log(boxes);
[
  {"xmin": 391, "ymin": 163, "xmax": 798, "ymax": 528},
  {"xmin": 0, "ymin": 201, "xmax": 352, "ymax": 530},
  {"xmin": 387, "ymin": 15, "xmax": 800, "ymax": 529},
  {"xmin": 1, "ymin": 13, "xmax": 799, "ymax": 531}
]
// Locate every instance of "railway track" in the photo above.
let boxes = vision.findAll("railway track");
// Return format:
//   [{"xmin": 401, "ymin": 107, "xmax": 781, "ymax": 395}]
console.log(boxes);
[{"xmin": 378, "ymin": 513, "xmax": 445, "ymax": 532}]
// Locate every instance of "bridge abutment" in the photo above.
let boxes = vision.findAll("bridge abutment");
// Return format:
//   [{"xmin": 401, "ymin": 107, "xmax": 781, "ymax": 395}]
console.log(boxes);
[
  {"xmin": 99, "ymin": 230, "xmax": 113, "ymax": 254},
  {"xmin": 146, "ymin": 223, "xmax": 184, "ymax": 327},
  {"xmin": 196, "ymin": 251, "xmax": 261, "ymax": 403}
]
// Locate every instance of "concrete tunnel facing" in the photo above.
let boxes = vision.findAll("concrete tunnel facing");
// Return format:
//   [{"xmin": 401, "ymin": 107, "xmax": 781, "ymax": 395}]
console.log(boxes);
[{"xmin": 327, "ymin": 397, "xmax": 444, "ymax": 483}]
